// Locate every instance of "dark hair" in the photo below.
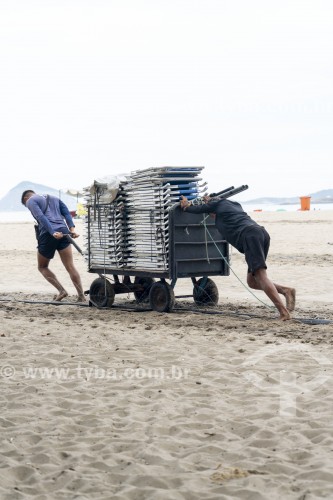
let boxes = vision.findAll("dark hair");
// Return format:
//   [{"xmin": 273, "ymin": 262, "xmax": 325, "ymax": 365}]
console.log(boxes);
[{"xmin": 21, "ymin": 190, "xmax": 35, "ymax": 205}]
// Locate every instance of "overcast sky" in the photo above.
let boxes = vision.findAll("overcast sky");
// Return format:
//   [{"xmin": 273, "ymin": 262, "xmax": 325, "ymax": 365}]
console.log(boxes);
[{"xmin": 0, "ymin": 0, "xmax": 332, "ymax": 201}]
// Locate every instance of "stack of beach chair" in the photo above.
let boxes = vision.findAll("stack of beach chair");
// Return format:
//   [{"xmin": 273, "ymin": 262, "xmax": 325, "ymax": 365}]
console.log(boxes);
[{"xmin": 84, "ymin": 166, "xmax": 208, "ymax": 272}]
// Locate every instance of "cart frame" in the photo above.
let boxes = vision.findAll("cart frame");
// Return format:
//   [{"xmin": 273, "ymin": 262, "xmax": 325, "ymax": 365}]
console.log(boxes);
[{"xmin": 87, "ymin": 203, "xmax": 230, "ymax": 311}]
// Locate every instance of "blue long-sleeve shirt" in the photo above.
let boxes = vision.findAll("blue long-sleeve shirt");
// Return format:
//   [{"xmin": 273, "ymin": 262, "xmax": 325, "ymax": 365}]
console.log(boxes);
[{"xmin": 26, "ymin": 194, "xmax": 75, "ymax": 236}]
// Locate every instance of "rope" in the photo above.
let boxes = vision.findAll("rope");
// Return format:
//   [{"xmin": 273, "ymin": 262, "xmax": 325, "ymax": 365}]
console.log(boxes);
[
  {"xmin": 204, "ymin": 219, "xmax": 210, "ymax": 264},
  {"xmin": 201, "ymin": 217, "xmax": 274, "ymax": 310},
  {"xmin": 0, "ymin": 297, "xmax": 331, "ymax": 324}
]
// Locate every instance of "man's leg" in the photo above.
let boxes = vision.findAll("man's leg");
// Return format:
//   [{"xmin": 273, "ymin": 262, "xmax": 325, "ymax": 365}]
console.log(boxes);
[
  {"xmin": 247, "ymin": 268, "xmax": 291, "ymax": 320},
  {"xmin": 58, "ymin": 246, "xmax": 85, "ymax": 301},
  {"xmin": 247, "ymin": 271, "xmax": 296, "ymax": 312},
  {"xmin": 273, "ymin": 284, "xmax": 296, "ymax": 312},
  {"xmin": 37, "ymin": 252, "xmax": 68, "ymax": 301}
]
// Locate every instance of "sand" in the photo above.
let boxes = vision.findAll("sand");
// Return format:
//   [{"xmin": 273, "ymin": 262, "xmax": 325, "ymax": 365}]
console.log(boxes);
[{"xmin": 0, "ymin": 210, "xmax": 333, "ymax": 499}]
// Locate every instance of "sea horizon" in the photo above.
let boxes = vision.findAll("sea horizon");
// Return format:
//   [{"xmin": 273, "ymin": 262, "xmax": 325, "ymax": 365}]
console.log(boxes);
[
  {"xmin": 241, "ymin": 201, "xmax": 333, "ymax": 212},
  {"xmin": 1, "ymin": 201, "xmax": 333, "ymax": 223}
]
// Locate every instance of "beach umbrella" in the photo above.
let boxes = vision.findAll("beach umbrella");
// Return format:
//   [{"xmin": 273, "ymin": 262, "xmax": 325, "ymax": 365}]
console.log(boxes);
[
  {"xmin": 60, "ymin": 188, "xmax": 85, "ymax": 201},
  {"xmin": 58, "ymin": 188, "xmax": 87, "ymax": 216}
]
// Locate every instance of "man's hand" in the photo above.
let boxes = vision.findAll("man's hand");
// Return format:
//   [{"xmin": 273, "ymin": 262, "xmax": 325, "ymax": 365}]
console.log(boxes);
[
  {"xmin": 53, "ymin": 232, "xmax": 64, "ymax": 239},
  {"xmin": 68, "ymin": 227, "xmax": 79, "ymax": 239},
  {"xmin": 69, "ymin": 231, "xmax": 79, "ymax": 239},
  {"xmin": 180, "ymin": 195, "xmax": 191, "ymax": 210}
]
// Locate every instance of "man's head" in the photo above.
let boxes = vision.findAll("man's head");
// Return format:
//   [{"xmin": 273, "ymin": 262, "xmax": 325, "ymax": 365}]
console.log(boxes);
[{"xmin": 21, "ymin": 190, "xmax": 35, "ymax": 206}]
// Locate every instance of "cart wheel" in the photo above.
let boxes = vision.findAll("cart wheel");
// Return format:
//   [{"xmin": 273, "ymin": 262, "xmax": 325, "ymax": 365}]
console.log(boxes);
[
  {"xmin": 133, "ymin": 277, "xmax": 155, "ymax": 304},
  {"xmin": 149, "ymin": 281, "xmax": 175, "ymax": 313},
  {"xmin": 89, "ymin": 278, "xmax": 115, "ymax": 308},
  {"xmin": 193, "ymin": 277, "xmax": 219, "ymax": 306}
]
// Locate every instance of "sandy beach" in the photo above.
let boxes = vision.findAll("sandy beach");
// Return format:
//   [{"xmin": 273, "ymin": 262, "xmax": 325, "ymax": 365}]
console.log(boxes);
[{"xmin": 1, "ymin": 210, "xmax": 333, "ymax": 499}]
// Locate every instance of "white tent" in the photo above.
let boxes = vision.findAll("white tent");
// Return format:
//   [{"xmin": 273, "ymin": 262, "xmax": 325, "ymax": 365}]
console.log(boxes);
[{"xmin": 60, "ymin": 188, "xmax": 85, "ymax": 201}]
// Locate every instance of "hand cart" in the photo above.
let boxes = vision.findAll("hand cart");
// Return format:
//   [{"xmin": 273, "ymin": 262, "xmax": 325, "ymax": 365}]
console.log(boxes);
[{"xmin": 85, "ymin": 181, "xmax": 248, "ymax": 312}]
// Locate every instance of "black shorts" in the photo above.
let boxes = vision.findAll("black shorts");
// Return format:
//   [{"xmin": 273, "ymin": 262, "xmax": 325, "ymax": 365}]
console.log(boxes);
[
  {"xmin": 241, "ymin": 225, "xmax": 270, "ymax": 275},
  {"xmin": 37, "ymin": 232, "xmax": 71, "ymax": 260}
]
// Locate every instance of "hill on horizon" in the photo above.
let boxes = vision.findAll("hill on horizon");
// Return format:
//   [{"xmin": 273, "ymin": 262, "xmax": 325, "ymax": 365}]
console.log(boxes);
[
  {"xmin": 0, "ymin": 181, "xmax": 80, "ymax": 211},
  {"xmin": 244, "ymin": 188, "xmax": 333, "ymax": 205},
  {"xmin": 1, "ymin": 182, "xmax": 333, "ymax": 211}
]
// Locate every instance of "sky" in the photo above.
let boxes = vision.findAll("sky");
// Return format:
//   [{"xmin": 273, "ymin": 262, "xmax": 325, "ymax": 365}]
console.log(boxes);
[{"xmin": 0, "ymin": 0, "xmax": 332, "ymax": 201}]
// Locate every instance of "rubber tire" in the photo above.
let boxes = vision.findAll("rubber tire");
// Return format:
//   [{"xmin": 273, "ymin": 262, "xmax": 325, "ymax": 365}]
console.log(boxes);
[
  {"xmin": 89, "ymin": 278, "xmax": 115, "ymax": 308},
  {"xmin": 149, "ymin": 281, "xmax": 175, "ymax": 313},
  {"xmin": 193, "ymin": 277, "xmax": 219, "ymax": 306},
  {"xmin": 133, "ymin": 277, "xmax": 155, "ymax": 304}
]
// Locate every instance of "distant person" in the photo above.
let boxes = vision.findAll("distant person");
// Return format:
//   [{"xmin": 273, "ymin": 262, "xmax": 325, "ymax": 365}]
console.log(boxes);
[
  {"xmin": 21, "ymin": 190, "xmax": 85, "ymax": 302},
  {"xmin": 180, "ymin": 195, "xmax": 295, "ymax": 320}
]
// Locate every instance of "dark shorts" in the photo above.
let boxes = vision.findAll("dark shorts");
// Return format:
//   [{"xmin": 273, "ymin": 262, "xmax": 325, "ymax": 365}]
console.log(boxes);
[
  {"xmin": 241, "ymin": 225, "xmax": 270, "ymax": 275},
  {"xmin": 37, "ymin": 232, "xmax": 71, "ymax": 260}
]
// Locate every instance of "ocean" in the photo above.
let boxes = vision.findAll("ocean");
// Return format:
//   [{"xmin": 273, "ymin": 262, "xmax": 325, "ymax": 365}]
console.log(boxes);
[
  {"xmin": 241, "ymin": 202, "xmax": 333, "ymax": 212},
  {"xmin": 0, "ymin": 203, "xmax": 333, "ymax": 223},
  {"xmin": 0, "ymin": 212, "xmax": 40, "ymax": 223}
]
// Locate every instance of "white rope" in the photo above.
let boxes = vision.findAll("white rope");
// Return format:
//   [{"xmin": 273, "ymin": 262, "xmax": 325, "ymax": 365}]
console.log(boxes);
[{"xmin": 201, "ymin": 218, "xmax": 274, "ymax": 310}]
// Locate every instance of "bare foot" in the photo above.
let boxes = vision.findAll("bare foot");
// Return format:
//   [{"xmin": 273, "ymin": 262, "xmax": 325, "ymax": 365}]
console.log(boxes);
[
  {"xmin": 77, "ymin": 295, "xmax": 86, "ymax": 302},
  {"xmin": 285, "ymin": 288, "xmax": 296, "ymax": 312},
  {"xmin": 53, "ymin": 291, "xmax": 68, "ymax": 302},
  {"xmin": 280, "ymin": 310, "xmax": 291, "ymax": 321}
]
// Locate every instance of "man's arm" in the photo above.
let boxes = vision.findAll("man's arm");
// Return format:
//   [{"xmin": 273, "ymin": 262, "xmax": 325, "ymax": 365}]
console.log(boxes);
[
  {"xmin": 180, "ymin": 195, "xmax": 219, "ymax": 214},
  {"xmin": 185, "ymin": 203, "xmax": 214, "ymax": 214},
  {"xmin": 27, "ymin": 197, "xmax": 54, "ymax": 235},
  {"xmin": 59, "ymin": 199, "xmax": 77, "ymax": 235}
]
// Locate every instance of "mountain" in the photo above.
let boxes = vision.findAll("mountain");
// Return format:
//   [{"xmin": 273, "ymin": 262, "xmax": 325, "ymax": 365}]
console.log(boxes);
[
  {"xmin": 2, "ymin": 182, "xmax": 333, "ymax": 211},
  {"xmin": 244, "ymin": 189, "xmax": 333, "ymax": 205},
  {"xmin": 0, "ymin": 181, "xmax": 79, "ymax": 211}
]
